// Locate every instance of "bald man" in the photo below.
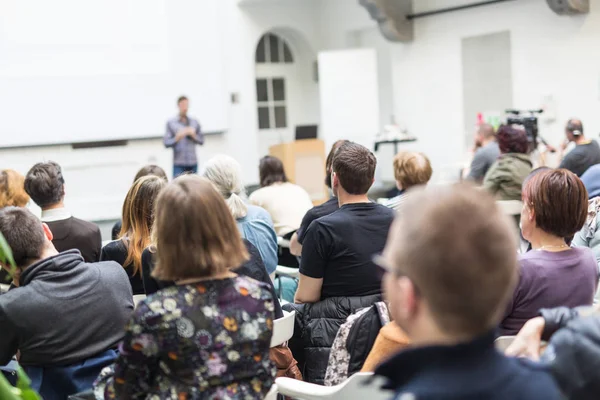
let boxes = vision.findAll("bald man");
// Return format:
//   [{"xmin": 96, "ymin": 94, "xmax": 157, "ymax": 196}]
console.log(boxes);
[
  {"xmin": 468, "ymin": 124, "xmax": 499, "ymax": 183},
  {"xmin": 559, "ymin": 118, "xmax": 600, "ymax": 177}
]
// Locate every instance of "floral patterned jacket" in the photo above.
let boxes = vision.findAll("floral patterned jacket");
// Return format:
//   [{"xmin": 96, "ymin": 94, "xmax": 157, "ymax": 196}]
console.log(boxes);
[{"xmin": 102, "ymin": 276, "xmax": 276, "ymax": 399}]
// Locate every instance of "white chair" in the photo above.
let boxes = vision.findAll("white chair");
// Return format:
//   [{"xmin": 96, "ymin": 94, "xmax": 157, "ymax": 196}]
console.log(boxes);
[
  {"xmin": 497, "ymin": 200, "xmax": 523, "ymax": 216},
  {"xmin": 275, "ymin": 372, "xmax": 392, "ymax": 400},
  {"xmin": 133, "ymin": 294, "xmax": 146, "ymax": 308},
  {"xmin": 0, "ymin": 283, "xmax": 9, "ymax": 294},
  {"xmin": 495, "ymin": 335, "xmax": 516, "ymax": 352},
  {"xmin": 271, "ymin": 310, "xmax": 295, "ymax": 348},
  {"xmin": 275, "ymin": 265, "xmax": 300, "ymax": 280},
  {"xmin": 277, "ymin": 236, "xmax": 291, "ymax": 249},
  {"xmin": 264, "ymin": 384, "xmax": 278, "ymax": 400}
]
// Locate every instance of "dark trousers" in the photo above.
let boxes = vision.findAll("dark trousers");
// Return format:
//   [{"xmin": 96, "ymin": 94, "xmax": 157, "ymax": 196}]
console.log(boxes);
[{"xmin": 173, "ymin": 164, "xmax": 198, "ymax": 178}]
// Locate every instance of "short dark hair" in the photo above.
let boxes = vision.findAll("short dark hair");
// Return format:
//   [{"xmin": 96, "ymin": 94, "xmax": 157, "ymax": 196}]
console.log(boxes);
[
  {"xmin": 259, "ymin": 156, "xmax": 288, "ymax": 187},
  {"xmin": 0, "ymin": 207, "xmax": 46, "ymax": 268},
  {"xmin": 133, "ymin": 165, "xmax": 168, "ymax": 183},
  {"xmin": 24, "ymin": 161, "xmax": 65, "ymax": 208},
  {"xmin": 497, "ymin": 125, "xmax": 529, "ymax": 154},
  {"xmin": 566, "ymin": 118, "xmax": 584, "ymax": 135},
  {"xmin": 325, "ymin": 140, "xmax": 350, "ymax": 189},
  {"xmin": 332, "ymin": 142, "xmax": 376, "ymax": 195},
  {"xmin": 177, "ymin": 96, "xmax": 188, "ymax": 104},
  {"xmin": 522, "ymin": 169, "xmax": 588, "ymax": 238}
]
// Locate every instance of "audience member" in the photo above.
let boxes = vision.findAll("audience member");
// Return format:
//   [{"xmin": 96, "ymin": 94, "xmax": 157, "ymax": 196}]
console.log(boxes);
[
  {"xmin": 101, "ymin": 175, "xmax": 167, "ymax": 295},
  {"xmin": 373, "ymin": 184, "xmax": 561, "ymax": 399},
  {"xmin": 580, "ymin": 163, "xmax": 600, "ymax": 199},
  {"xmin": 0, "ymin": 169, "xmax": 29, "ymax": 208},
  {"xmin": 296, "ymin": 142, "xmax": 395, "ymax": 303},
  {"xmin": 285, "ymin": 142, "xmax": 394, "ymax": 384},
  {"xmin": 0, "ymin": 207, "xmax": 133, "ymax": 399},
  {"xmin": 111, "ymin": 164, "xmax": 167, "ymax": 240},
  {"xmin": 467, "ymin": 123, "xmax": 499, "ymax": 183},
  {"xmin": 249, "ymin": 155, "xmax": 313, "ymax": 237},
  {"xmin": 483, "ymin": 125, "xmax": 533, "ymax": 201},
  {"xmin": 572, "ymin": 194, "xmax": 600, "ymax": 298},
  {"xmin": 501, "ymin": 169, "xmax": 598, "ymax": 335},
  {"xmin": 290, "ymin": 139, "xmax": 348, "ymax": 257},
  {"xmin": 103, "ymin": 175, "xmax": 275, "ymax": 399},
  {"xmin": 203, "ymin": 154, "xmax": 278, "ymax": 275},
  {"xmin": 559, "ymin": 118, "xmax": 600, "ymax": 177},
  {"xmin": 24, "ymin": 161, "xmax": 102, "ymax": 263},
  {"xmin": 384, "ymin": 151, "xmax": 433, "ymax": 212},
  {"xmin": 506, "ymin": 305, "xmax": 600, "ymax": 400}
]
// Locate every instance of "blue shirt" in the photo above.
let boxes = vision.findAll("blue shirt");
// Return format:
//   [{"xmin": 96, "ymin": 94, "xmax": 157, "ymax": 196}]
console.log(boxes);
[
  {"xmin": 237, "ymin": 205, "xmax": 278, "ymax": 275},
  {"xmin": 163, "ymin": 115, "xmax": 204, "ymax": 166},
  {"xmin": 375, "ymin": 330, "xmax": 561, "ymax": 400},
  {"xmin": 581, "ymin": 164, "xmax": 600, "ymax": 199}
]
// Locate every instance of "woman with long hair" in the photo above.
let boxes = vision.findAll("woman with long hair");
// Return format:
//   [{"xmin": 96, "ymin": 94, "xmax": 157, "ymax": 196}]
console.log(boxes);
[
  {"xmin": 103, "ymin": 175, "xmax": 276, "ymax": 399},
  {"xmin": 101, "ymin": 175, "xmax": 167, "ymax": 294}
]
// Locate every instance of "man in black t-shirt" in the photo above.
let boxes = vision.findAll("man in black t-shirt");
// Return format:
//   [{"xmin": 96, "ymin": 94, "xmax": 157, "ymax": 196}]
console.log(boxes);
[
  {"xmin": 294, "ymin": 142, "xmax": 395, "ymax": 303},
  {"xmin": 558, "ymin": 119, "xmax": 600, "ymax": 177},
  {"xmin": 290, "ymin": 140, "xmax": 349, "ymax": 256}
]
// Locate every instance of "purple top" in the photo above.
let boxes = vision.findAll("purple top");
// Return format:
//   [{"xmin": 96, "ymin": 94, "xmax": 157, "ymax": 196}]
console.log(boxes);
[{"xmin": 500, "ymin": 247, "xmax": 598, "ymax": 335}]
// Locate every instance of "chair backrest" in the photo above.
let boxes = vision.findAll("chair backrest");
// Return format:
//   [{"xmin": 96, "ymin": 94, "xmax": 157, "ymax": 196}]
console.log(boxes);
[
  {"xmin": 276, "ymin": 372, "xmax": 392, "ymax": 400},
  {"xmin": 271, "ymin": 310, "xmax": 295, "ymax": 348},
  {"xmin": 494, "ymin": 335, "xmax": 516, "ymax": 352},
  {"xmin": 0, "ymin": 284, "xmax": 9, "ymax": 294},
  {"xmin": 133, "ymin": 294, "xmax": 146, "ymax": 308},
  {"xmin": 497, "ymin": 200, "xmax": 523, "ymax": 216}
]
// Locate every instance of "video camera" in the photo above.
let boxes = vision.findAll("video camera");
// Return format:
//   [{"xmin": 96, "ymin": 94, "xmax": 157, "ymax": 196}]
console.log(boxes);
[{"xmin": 505, "ymin": 109, "xmax": 544, "ymax": 152}]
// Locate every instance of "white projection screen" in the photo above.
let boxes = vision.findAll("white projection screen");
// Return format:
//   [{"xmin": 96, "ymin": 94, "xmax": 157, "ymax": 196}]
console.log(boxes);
[{"xmin": 0, "ymin": 0, "xmax": 228, "ymax": 147}]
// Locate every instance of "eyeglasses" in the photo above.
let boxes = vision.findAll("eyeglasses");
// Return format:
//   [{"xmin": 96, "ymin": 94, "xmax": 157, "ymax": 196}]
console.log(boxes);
[{"xmin": 372, "ymin": 254, "xmax": 421, "ymax": 295}]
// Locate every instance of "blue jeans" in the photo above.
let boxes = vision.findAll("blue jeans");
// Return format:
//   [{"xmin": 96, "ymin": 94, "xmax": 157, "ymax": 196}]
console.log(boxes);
[{"xmin": 173, "ymin": 164, "xmax": 197, "ymax": 178}]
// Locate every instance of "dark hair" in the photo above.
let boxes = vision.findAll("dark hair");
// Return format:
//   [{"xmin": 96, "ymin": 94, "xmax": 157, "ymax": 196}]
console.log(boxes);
[
  {"xmin": 133, "ymin": 165, "xmax": 168, "ymax": 183},
  {"xmin": 332, "ymin": 142, "xmax": 377, "ymax": 195},
  {"xmin": 523, "ymin": 169, "xmax": 588, "ymax": 238},
  {"xmin": 496, "ymin": 125, "xmax": 529, "ymax": 154},
  {"xmin": 177, "ymin": 96, "xmax": 188, "ymax": 104},
  {"xmin": 259, "ymin": 156, "xmax": 288, "ymax": 187},
  {"xmin": 24, "ymin": 161, "xmax": 65, "ymax": 208},
  {"xmin": 325, "ymin": 140, "xmax": 350, "ymax": 189},
  {"xmin": 0, "ymin": 207, "xmax": 46, "ymax": 268}
]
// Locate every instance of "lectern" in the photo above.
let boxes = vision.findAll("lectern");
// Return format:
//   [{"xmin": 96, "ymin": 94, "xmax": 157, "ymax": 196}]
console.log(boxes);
[{"xmin": 269, "ymin": 139, "xmax": 327, "ymax": 205}]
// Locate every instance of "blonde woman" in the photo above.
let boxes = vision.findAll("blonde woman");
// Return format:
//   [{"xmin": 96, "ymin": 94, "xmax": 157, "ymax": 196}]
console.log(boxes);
[
  {"xmin": 0, "ymin": 169, "xmax": 30, "ymax": 208},
  {"xmin": 101, "ymin": 175, "xmax": 167, "ymax": 294}
]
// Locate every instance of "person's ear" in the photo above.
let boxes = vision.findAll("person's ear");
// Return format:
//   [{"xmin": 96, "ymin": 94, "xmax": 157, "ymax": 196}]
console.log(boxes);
[
  {"xmin": 395, "ymin": 276, "xmax": 419, "ymax": 321},
  {"xmin": 332, "ymin": 172, "xmax": 338, "ymax": 188},
  {"xmin": 528, "ymin": 206, "xmax": 536, "ymax": 223},
  {"xmin": 42, "ymin": 223, "xmax": 54, "ymax": 241}
]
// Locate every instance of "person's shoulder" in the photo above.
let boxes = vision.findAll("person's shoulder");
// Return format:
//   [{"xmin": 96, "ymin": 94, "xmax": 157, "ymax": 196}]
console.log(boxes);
[
  {"xmin": 372, "ymin": 202, "xmax": 397, "ymax": 218},
  {"xmin": 502, "ymin": 357, "xmax": 562, "ymax": 399},
  {"xmin": 95, "ymin": 259, "xmax": 129, "ymax": 280},
  {"xmin": 70, "ymin": 216, "xmax": 100, "ymax": 233},
  {"xmin": 246, "ymin": 204, "xmax": 271, "ymax": 220}
]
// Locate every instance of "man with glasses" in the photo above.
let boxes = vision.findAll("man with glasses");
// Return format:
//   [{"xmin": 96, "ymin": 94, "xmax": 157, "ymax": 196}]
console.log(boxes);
[{"xmin": 373, "ymin": 184, "xmax": 561, "ymax": 400}]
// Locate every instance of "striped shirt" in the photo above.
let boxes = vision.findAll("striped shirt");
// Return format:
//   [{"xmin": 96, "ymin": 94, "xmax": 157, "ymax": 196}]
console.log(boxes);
[
  {"xmin": 384, "ymin": 194, "xmax": 407, "ymax": 213},
  {"xmin": 163, "ymin": 115, "xmax": 204, "ymax": 166}
]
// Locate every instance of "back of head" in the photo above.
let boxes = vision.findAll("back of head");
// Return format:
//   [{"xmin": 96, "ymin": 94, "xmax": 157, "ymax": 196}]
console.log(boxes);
[
  {"xmin": 325, "ymin": 140, "xmax": 350, "ymax": 189},
  {"xmin": 478, "ymin": 123, "xmax": 496, "ymax": 140},
  {"xmin": 120, "ymin": 175, "xmax": 168, "ymax": 275},
  {"xmin": 496, "ymin": 125, "xmax": 529, "ymax": 154},
  {"xmin": 388, "ymin": 184, "xmax": 517, "ymax": 336},
  {"xmin": 332, "ymin": 142, "xmax": 377, "ymax": 195},
  {"xmin": 522, "ymin": 169, "xmax": 588, "ymax": 239},
  {"xmin": 566, "ymin": 118, "xmax": 584, "ymax": 137},
  {"xmin": 259, "ymin": 156, "xmax": 288, "ymax": 187},
  {"xmin": 203, "ymin": 155, "xmax": 248, "ymax": 219},
  {"xmin": 0, "ymin": 169, "xmax": 30, "ymax": 208},
  {"xmin": 393, "ymin": 152, "xmax": 433, "ymax": 190},
  {"xmin": 152, "ymin": 175, "xmax": 248, "ymax": 281},
  {"xmin": 133, "ymin": 165, "xmax": 168, "ymax": 183},
  {"xmin": 0, "ymin": 207, "xmax": 46, "ymax": 269},
  {"xmin": 24, "ymin": 161, "xmax": 65, "ymax": 208}
]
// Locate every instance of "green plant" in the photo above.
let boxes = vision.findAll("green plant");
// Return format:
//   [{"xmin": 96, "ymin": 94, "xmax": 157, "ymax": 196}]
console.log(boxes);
[{"xmin": 0, "ymin": 231, "xmax": 41, "ymax": 400}]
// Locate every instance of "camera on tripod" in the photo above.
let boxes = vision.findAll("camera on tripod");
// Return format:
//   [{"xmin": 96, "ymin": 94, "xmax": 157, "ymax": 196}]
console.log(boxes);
[{"xmin": 505, "ymin": 109, "xmax": 544, "ymax": 152}]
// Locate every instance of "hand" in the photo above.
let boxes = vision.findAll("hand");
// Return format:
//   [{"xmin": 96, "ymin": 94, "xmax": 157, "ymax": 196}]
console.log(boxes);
[
  {"xmin": 505, "ymin": 316, "xmax": 545, "ymax": 361},
  {"xmin": 560, "ymin": 140, "xmax": 570, "ymax": 151},
  {"xmin": 175, "ymin": 129, "xmax": 188, "ymax": 141},
  {"xmin": 545, "ymin": 144, "xmax": 557, "ymax": 153},
  {"xmin": 185, "ymin": 127, "xmax": 196, "ymax": 137}
]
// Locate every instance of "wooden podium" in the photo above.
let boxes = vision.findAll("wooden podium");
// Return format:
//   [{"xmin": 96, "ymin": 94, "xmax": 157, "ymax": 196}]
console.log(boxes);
[{"xmin": 269, "ymin": 139, "xmax": 327, "ymax": 205}]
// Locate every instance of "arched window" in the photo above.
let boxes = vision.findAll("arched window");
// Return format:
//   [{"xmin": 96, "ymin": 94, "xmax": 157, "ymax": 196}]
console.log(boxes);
[{"xmin": 255, "ymin": 33, "xmax": 294, "ymax": 64}]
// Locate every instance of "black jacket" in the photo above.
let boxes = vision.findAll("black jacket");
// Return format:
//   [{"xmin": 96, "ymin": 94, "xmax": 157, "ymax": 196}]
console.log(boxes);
[
  {"xmin": 284, "ymin": 293, "xmax": 382, "ymax": 384},
  {"xmin": 540, "ymin": 306, "xmax": 600, "ymax": 399},
  {"xmin": 46, "ymin": 217, "xmax": 102, "ymax": 263}
]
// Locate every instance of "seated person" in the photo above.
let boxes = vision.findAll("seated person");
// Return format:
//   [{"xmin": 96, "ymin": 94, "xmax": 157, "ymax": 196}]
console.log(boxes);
[
  {"xmin": 374, "ymin": 184, "xmax": 561, "ymax": 399},
  {"xmin": 295, "ymin": 142, "xmax": 395, "ymax": 303},
  {"xmin": 483, "ymin": 125, "xmax": 533, "ymax": 201},
  {"xmin": 0, "ymin": 207, "xmax": 133, "ymax": 399},
  {"xmin": 573, "ymin": 197, "xmax": 600, "ymax": 293},
  {"xmin": 507, "ymin": 305, "xmax": 600, "ymax": 400},
  {"xmin": 384, "ymin": 151, "xmax": 433, "ymax": 212},
  {"xmin": 203, "ymin": 154, "xmax": 278, "ymax": 275},
  {"xmin": 290, "ymin": 139, "xmax": 348, "ymax": 257},
  {"xmin": 249, "ymin": 155, "xmax": 313, "ymax": 237},
  {"xmin": 501, "ymin": 169, "xmax": 598, "ymax": 335},
  {"xmin": 24, "ymin": 161, "xmax": 102, "ymax": 263},
  {"xmin": 558, "ymin": 118, "xmax": 600, "ymax": 177},
  {"xmin": 111, "ymin": 164, "xmax": 168, "ymax": 240},
  {"xmin": 101, "ymin": 175, "xmax": 167, "ymax": 295},
  {"xmin": 466, "ymin": 123, "xmax": 499, "ymax": 183},
  {"xmin": 103, "ymin": 175, "xmax": 275, "ymax": 399}
]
